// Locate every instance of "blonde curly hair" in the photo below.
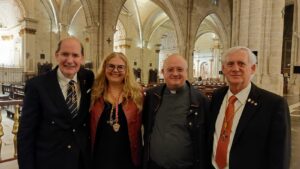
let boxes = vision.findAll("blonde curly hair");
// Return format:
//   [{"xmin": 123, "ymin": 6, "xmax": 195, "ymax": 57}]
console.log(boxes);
[{"xmin": 91, "ymin": 52, "xmax": 143, "ymax": 111}]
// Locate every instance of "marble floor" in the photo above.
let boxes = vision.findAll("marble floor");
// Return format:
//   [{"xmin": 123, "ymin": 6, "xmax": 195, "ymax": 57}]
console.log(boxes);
[
  {"xmin": 0, "ymin": 95, "xmax": 300, "ymax": 169},
  {"xmin": 287, "ymin": 95, "xmax": 300, "ymax": 169}
]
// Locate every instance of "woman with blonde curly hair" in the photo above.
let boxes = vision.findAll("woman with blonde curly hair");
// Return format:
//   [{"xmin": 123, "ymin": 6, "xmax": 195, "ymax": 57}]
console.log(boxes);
[{"xmin": 90, "ymin": 52, "xmax": 143, "ymax": 169}]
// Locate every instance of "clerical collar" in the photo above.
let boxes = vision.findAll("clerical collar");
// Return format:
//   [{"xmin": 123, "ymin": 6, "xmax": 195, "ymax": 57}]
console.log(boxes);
[
  {"xmin": 170, "ymin": 90, "xmax": 176, "ymax": 94},
  {"xmin": 165, "ymin": 83, "xmax": 188, "ymax": 94}
]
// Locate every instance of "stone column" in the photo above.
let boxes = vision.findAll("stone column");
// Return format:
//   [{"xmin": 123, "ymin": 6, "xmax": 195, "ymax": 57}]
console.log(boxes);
[
  {"xmin": 212, "ymin": 38, "xmax": 221, "ymax": 78},
  {"xmin": 59, "ymin": 23, "xmax": 70, "ymax": 40},
  {"xmin": 86, "ymin": 25, "xmax": 99, "ymax": 72},
  {"xmin": 19, "ymin": 17, "xmax": 38, "ymax": 73},
  {"xmin": 259, "ymin": 0, "xmax": 285, "ymax": 95},
  {"xmin": 289, "ymin": 4, "xmax": 300, "ymax": 94},
  {"xmin": 231, "ymin": 0, "xmax": 241, "ymax": 46},
  {"xmin": 139, "ymin": 42, "xmax": 146, "ymax": 83},
  {"xmin": 232, "ymin": 0, "xmax": 285, "ymax": 95}
]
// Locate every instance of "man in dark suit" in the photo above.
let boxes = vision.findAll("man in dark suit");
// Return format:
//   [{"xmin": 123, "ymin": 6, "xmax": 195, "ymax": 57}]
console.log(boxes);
[
  {"xmin": 17, "ymin": 37, "xmax": 94, "ymax": 169},
  {"xmin": 208, "ymin": 46, "xmax": 291, "ymax": 169}
]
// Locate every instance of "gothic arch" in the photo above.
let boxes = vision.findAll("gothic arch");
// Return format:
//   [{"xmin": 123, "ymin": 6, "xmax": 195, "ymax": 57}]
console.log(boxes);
[
  {"xmin": 0, "ymin": 0, "xmax": 25, "ymax": 66},
  {"xmin": 195, "ymin": 13, "xmax": 229, "ymax": 50},
  {"xmin": 81, "ymin": 0, "xmax": 94, "ymax": 26},
  {"xmin": 151, "ymin": 0, "xmax": 184, "ymax": 53},
  {"xmin": 39, "ymin": 0, "xmax": 59, "ymax": 31},
  {"xmin": 115, "ymin": 20, "xmax": 127, "ymax": 40},
  {"xmin": 16, "ymin": 0, "xmax": 27, "ymax": 17}
]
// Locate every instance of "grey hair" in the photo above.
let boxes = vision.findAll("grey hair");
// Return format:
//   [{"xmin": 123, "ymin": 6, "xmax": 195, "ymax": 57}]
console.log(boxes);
[{"xmin": 221, "ymin": 46, "xmax": 257, "ymax": 65}]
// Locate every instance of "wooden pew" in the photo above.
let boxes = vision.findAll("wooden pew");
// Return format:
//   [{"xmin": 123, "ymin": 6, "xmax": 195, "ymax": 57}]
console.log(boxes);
[
  {"xmin": 12, "ymin": 85, "xmax": 25, "ymax": 99},
  {"xmin": 1, "ymin": 83, "xmax": 12, "ymax": 98}
]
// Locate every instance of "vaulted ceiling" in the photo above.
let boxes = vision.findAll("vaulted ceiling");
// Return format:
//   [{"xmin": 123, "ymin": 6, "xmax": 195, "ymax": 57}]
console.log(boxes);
[{"xmin": 0, "ymin": 0, "xmax": 22, "ymax": 29}]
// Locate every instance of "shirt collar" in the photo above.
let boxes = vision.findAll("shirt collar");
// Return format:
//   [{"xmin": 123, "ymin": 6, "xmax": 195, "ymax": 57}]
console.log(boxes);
[
  {"xmin": 57, "ymin": 68, "xmax": 78, "ymax": 87},
  {"xmin": 227, "ymin": 83, "xmax": 252, "ymax": 105},
  {"xmin": 165, "ymin": 83, "xmax": 188, "ymax": 95}
]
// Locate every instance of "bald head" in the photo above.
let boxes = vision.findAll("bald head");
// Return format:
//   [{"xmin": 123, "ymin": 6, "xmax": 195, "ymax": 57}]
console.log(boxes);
[
  {"xmin": 56, "ymin": 37, "xmax": 84, "ymax": 56},
  {"xmin": 162, "ymin": 54, "xmax": 188, "ymax": 90},
  {"xmin": 163, "ymin": 54, "xmax": 188, "ymax": 70}
]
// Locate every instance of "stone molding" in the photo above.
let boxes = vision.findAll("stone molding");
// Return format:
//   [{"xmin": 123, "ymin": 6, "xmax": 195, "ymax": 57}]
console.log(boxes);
[{"xmin": 19, "ymin": 28, "xmax": 37, "ymax": 36}]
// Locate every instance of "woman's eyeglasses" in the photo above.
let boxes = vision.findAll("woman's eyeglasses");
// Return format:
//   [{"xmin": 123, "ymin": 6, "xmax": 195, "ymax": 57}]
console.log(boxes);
[{"xmin": 106, "ymin": 64, "xmax": 126, "ymax": 72}]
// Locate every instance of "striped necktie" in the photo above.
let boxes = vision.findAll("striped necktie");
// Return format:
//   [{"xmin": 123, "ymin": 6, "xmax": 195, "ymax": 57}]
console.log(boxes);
[{"xmin": 66, "ymin": 80, "xmax": 78, "ymax": 118}]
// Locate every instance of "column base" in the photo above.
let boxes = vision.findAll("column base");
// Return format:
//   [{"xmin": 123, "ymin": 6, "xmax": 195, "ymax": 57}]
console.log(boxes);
[
  {"xmin": 254, "ymin": 73, "xmax": 283, "ymax": 96},
  {"xmin": 288, "ymin": 75, "xmax": 300, "ymax": 95}
]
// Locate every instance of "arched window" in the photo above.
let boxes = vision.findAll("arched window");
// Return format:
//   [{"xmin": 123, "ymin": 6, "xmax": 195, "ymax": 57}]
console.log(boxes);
[{"xmin": 0, "ymin": 0, "xmax": 22, "ymax": 67}]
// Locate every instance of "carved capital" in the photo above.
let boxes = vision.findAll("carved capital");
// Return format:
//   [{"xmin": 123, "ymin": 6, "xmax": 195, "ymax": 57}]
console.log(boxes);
[
  {"xmin": 1, "ymin": 35, "xmax": 14, "ymax": 41},
  {"xmin": 19, "ymin": 28, "xmax": 37, "ymax": 36}
]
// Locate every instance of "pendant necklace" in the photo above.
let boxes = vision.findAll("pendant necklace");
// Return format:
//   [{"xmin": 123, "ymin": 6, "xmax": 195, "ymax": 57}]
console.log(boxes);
[{"xmin": 108, "ymin": 89, "xmax": 122, "ymax": 132}]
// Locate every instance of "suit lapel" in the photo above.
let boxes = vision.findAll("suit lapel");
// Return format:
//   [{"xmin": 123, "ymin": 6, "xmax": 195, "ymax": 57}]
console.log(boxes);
[
  {"xmin": 77, "ymin": 68, "xmax": 88, "ymax": 115},
  {"xmin": 232, "ymin": 83, "xmax": 261, "ymax": 145},
  {"xmin": 46, "ymin": 67, "xmax": 71, "ymax": 120},
  {"xmin": 209, "ymin": 87, "xmax": 228, "ymax": 141}
]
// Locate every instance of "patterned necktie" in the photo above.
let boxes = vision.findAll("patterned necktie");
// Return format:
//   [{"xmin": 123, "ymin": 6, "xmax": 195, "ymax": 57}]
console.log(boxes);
[
  {"xmin": 66, "ymin": 80, "xmax": 78, "ymax": 118},
  {"xmin": 215, "ymin": 95, "xmax": 237, "ymax": 169}
]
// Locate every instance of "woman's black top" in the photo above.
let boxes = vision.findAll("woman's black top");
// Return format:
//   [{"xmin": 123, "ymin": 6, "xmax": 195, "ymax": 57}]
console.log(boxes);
[{"xmin": 92, "ymin": 102, "xmax": 136, "ymax": 169}]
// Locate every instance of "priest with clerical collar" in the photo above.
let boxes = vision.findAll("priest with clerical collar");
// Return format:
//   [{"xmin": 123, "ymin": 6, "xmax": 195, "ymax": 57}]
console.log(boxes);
[{"xmin": 142, "ymin": 54, "xmax": 210, "ymax": 169}]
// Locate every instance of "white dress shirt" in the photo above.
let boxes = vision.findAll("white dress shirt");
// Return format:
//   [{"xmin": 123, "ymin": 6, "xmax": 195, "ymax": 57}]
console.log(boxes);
[{"xmin": 57, "ymin": 68, "xmax": 81, "ymax": 109}]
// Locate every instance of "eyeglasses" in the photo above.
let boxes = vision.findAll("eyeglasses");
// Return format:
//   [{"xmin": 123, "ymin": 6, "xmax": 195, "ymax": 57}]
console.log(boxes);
[
  {"xmin": 165, "ymin": 67, "xmax": 185, "ymax": 74},
  {"xmin": 106, "ymin": 64, "xmax": 126, "ymax": 72}
]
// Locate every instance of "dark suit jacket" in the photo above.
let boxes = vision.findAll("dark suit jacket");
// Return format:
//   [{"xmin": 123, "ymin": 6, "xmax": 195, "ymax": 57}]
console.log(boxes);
[
  {"xmin": 208, "ymin": 83, "xmax": 291, "ymax": 169},
  {"xmin": 17, "ymin": 67, "xmax": 94, "ymax": 169}
]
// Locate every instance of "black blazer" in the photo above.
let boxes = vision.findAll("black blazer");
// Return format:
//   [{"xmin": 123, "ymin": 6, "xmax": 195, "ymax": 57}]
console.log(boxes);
[
  {"xmin": 208, "ymin": 83, "xmax": 291, "ymax": 169},
  {"xmin": 17, "ymin": 67, "xmax": 94, "ymax": 169}
]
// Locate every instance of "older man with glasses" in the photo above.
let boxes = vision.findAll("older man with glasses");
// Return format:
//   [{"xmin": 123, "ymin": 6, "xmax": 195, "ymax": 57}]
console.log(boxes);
[{"xmin": 142, "ymin": 54, "xmax": 210, "ymax": 169}]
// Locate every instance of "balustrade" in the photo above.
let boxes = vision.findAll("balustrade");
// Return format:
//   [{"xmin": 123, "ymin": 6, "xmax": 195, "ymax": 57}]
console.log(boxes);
[
  {"xmin": 0, "ymin": 100, "xmax": 22, "ymax": 163},
  {"xmin": 0, "ymin": 66, "xmax": 24, "ymax": 83}
]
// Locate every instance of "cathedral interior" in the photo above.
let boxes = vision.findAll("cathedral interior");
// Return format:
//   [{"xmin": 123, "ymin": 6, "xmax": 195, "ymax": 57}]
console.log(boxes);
[{"xmin": 0, "ymin": 0, "xmax": 300, "ymax": 168}]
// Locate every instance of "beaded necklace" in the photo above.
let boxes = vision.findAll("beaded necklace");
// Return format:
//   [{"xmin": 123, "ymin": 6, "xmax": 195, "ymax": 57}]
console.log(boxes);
[{"xmin": 106, "ymin": 89, "xmax": 123, "ymax": 132}]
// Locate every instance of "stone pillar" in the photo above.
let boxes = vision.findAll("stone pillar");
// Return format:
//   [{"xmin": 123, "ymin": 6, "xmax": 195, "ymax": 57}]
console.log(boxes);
[
  {"xmin": 19, "ymin": 18, "xmax": 38, "ymax": 73},
  {"xmin": 86, "ymin": 25, "xmax": 99, "ymax": 72},
  {"xmin": 59, "ymin": 23, "xmax": 70, "ymax": 40},
  {"xmin": 209, "ymin": 58, "xmax": 213, "ymax": 79},
  {"xmin": 238, "ymin": 0, "xmax": 250, "ymax": 46},
  {"xmin": 289, "ymin": 3, "xmax": 300, "ymax": 94},
  {"xmin": 259, "ymin": 0, "xmax": 285, "ymax": 95},
  {"xmin": 231, "ymin": 0, "xmax": 241, "ymax": 46},
  {"xmin": 212, "ymin": 38, "xmax": 221, "ymax": 78},
  {"xmin": 232, "ymin": 0, "xmax": 285, "ymax": 95},
  {"xmin": 140, "ymin": 44, "xmax": 146, "ymax": 83}
]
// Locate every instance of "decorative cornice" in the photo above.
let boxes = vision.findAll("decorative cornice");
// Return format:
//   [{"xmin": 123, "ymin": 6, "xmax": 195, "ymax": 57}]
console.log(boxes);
[
  {"xmin": 19, "ymin": 17, "xmax": 38, "ymax": 24},
  {"xmin": 1, "ymin": 35, "xmax": 14, "ymax": 41},
  {"xmin": 119, "ymin": 44, "xmax": 131, "ymax": 49},
  {"xmin": 19, "ymin": 28, "xmax": 37, "ymax": 36}
]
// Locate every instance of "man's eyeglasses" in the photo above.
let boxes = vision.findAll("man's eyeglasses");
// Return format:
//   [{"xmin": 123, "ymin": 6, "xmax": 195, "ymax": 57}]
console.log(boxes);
[{"xmin": 106, "ymin": 64, "xmax": 126, "ymax": 72}]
